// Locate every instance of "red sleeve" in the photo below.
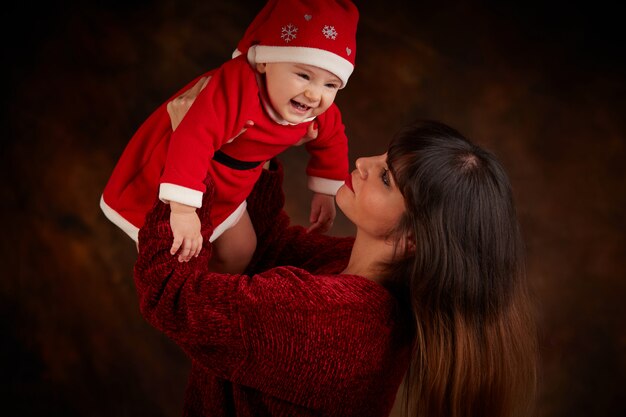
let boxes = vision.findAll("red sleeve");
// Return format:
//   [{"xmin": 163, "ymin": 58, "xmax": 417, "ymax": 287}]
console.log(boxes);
[
  {"xmin": 304, "ymin": 104, "xmax": 350, "ymax": 195},
  {"xmin": 159, "ymin": 56, "xmax": 258, "ymax": 204}
]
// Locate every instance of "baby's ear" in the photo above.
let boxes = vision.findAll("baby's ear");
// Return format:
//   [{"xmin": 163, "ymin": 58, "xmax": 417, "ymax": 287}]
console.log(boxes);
[{"xmin": 256, "ymin": 62, "xmax": 267, "ymax": 73}]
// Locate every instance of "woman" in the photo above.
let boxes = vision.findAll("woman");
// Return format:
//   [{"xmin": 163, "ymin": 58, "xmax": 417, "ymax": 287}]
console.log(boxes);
[{"xmin": 133, "ymin": 87, "xmax": 537, "ymax": 416}]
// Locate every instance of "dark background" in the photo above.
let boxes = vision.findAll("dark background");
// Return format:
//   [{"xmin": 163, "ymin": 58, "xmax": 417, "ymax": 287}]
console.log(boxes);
[{"xmin": 3, "ymin": 1, "xmax": 625, "ymax": 416}]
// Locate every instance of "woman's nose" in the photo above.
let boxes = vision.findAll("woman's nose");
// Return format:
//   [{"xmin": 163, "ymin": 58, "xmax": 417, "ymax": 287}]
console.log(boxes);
[{"xmin": 355, "ymin": 157, "xmax": 369, "ymax": 178}]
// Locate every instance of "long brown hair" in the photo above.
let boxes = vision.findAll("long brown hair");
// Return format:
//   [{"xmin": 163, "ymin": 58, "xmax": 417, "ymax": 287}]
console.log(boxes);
[{"xmin": 385, "ymin": 121, "xmax": 537, "ymax": 417}]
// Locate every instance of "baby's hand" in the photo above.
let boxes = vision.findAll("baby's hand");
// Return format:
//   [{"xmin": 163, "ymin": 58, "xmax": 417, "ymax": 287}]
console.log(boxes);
[
  {"xmin": 307, "ymin": 192, "xmax": 336, "ymax": 234},
  {"xmin": 169, "ymin": 202, "xmax": 203, "ymax": 262},
  {"xmin": 304, "ymin": 121, "xmax": 318, "ymax": 141}
]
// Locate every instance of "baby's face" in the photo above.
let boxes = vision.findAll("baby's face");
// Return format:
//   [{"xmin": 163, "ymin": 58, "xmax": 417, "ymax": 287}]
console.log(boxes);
[{"xmin": 257, "ymin": 62, "xmax": 341, "ymax": 124}]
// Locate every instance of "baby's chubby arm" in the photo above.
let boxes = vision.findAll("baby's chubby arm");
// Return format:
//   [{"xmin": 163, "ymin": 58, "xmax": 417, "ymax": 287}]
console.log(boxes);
[
  {"xmin": 169, "ymin": 202, "xmax": 202, "ymax": 262},
  {"xmin": 301, "ymin": 123, "xmax": 337, "ymax": 234},
  {"xmin": 303, "ymin": 108, "xmax": 348, "ymax": 235},
  {"xmin": 166, "ymin": 76, "xmax": 209, "ymax": 262}
]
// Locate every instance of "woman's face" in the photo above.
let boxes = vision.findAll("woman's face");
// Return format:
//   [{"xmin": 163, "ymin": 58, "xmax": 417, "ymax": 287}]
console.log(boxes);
[{"xmin": 336, "ymin": 153, "xmax": 406, "ymax": 239}]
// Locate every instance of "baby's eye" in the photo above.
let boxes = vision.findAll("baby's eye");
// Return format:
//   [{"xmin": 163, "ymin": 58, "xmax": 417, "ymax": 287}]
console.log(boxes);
[
  {"xmin": 325, "ymin": 82, "xmax": 339, "ymax": 89},
  {"xmin": 381, "ymin": 168, "xmax": 391, "ymax": 187},
  {"xmin": 297, "ymin": 73, "xmax": 310, "ymax": 80}
]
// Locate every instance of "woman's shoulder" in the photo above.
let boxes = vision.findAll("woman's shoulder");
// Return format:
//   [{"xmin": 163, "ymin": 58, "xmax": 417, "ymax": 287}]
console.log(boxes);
[
  {"xmin": 232, "ymin": 266, "xmax": 409, "ymax": 409},
  {"xmin": 240, "ymin": 266, "xmax": 397, "ymax": 319}
]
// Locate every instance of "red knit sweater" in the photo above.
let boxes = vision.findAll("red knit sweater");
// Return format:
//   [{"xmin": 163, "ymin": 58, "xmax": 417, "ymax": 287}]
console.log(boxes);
[{"xmin": 134, "ymin": 163, "xmax": 411, "ymax": 416}]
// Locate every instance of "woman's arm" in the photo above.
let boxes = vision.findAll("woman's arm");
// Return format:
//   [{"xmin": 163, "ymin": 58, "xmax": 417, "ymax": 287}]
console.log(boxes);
[
  {"xmin": 245, "ymin": 160, "xmax": 354, "ymax": 274},
  {"xmin": 134, "ymin": 192, "xmax": 247, "ymax": 379},
  {"xmin": 135, "ymin": 189, "xmax": 389, "ymax": 405},
  {"xmin": 134, "ymin": 179, "xmax": 358, "ymax": 395}
]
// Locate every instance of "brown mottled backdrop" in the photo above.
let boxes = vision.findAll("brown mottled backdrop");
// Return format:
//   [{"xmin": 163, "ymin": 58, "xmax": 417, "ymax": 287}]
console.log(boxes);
[{"xmin": 3, "ymin": 0, "xmax": 624, "ymax": 416}]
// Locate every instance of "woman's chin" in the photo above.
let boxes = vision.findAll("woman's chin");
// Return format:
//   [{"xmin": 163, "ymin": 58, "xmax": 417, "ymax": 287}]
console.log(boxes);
[{"xmin": 335, "ymin": 191, "xmax": 351, "ymax": 219}]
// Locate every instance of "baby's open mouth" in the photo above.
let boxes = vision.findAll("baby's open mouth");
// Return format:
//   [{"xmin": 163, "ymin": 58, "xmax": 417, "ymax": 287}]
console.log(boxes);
[{"xmin": 290, "ymin": 100, "xmax": 311, "ymax": 111}]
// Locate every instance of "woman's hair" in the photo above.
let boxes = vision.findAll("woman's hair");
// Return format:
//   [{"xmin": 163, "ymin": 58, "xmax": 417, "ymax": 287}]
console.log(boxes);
[{"xmin": 385, "ymin": 120, "xmax": 537, "ymax": 417}]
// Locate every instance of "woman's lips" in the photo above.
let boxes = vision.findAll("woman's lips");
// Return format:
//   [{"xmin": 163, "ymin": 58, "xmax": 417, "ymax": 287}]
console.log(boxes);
[{"xmin": 345, "ymin": 173, "xmax": 354, "ymax": 191}]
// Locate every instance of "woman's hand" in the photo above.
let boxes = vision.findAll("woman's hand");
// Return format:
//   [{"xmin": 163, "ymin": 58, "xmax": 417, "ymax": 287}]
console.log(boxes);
[{"xmin": 167, "ymin": 76, "xmax": 210, "ymax": 131}]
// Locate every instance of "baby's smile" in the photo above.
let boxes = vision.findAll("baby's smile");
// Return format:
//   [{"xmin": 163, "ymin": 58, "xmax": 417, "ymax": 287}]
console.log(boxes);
[{"xmin": 290, "ymin": 99, "xmax": 311, "ymax": 112}]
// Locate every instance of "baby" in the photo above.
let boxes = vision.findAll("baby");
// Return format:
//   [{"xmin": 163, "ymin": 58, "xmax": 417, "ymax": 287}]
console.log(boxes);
[{"xmin": 100, "ymin": 0, "xmax": 358, "ymax": 272}]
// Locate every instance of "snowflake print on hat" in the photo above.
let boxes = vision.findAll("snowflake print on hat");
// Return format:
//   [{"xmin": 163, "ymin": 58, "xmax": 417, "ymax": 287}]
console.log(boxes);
[
  {"xmin": 235, "ymin": 0, "xmax": 358, "ymax": 87},
  {"xmin": 322, "ymin": 25, "xmax": 338, "ymax": 40},
  {"xmin": 281, "ymin": 23, "xmax": 298, "ymax": 42}
]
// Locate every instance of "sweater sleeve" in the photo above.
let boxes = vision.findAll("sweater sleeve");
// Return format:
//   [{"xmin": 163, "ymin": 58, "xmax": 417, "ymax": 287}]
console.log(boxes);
[
  {"xmin": 304, "ymin": 104, "xmax": 350, "ymax": 195},
  {"xmin": 134, "ymin": 189, "xmax": 249, "ymax": 379},
  {"xmin": 245, "ymin": 160, "xmax": 354, "ymax": 274},
  {"xmin": 134, "ymin": 167, "xmax": 351, "ymax": 376},
  {"xmin": 159, "ymin": 56, "xmax": 257, "ymax": 207},
  {"xmin": 134, "ymin": 172, "xmax": 403, "ymax": 411}
]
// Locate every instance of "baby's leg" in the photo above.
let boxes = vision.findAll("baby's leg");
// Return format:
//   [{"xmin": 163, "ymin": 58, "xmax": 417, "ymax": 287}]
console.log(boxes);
[{"xmin": 208, "ymin": 210, "xmax": 257, "ymax": 274}]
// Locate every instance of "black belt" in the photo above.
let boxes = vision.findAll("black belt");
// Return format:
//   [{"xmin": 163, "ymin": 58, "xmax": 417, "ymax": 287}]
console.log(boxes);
[{"xmin": 213, "ymin": 150, "xmax": 264, "ymax": 170}]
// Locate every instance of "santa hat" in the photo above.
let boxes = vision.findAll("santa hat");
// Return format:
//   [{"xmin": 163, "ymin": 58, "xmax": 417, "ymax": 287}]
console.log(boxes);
[{"xmin": 233, "ymin": 0, "xmax": 359, "ymax": 88}]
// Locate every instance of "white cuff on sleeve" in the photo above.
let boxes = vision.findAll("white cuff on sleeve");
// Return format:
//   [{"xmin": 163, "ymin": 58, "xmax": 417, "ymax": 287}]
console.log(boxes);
[
  {"xmin": 307, "ymin": 176, "xmax": 345, "ymax": 195},
  {"xmin": 159, "ymin": 183, "xmax": 203, "ymax": 208}
]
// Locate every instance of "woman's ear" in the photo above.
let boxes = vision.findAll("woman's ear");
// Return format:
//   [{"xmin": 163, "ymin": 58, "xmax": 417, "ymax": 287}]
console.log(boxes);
[
  {"xmin": 256, "ymin": 62, "xmax": 267, "ymax": 73},
  {"xmin": 404, "ymin": 233, "xmax": 416, "ymax": 254},
  {"xmin": 388, "ymin": 232, "xmax": 416, "ymax": 256}
]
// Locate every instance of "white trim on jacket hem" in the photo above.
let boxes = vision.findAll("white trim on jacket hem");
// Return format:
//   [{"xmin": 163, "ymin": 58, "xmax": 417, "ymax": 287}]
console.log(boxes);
[
  {"xmin": 100, "ymin": 195, "xmax": 246, "ymax": 244},
  {"xmin": 100, "ymin": 196, "xmax": 140, "ymax": 242},
  {"xmin": 209, "ymin": 201, "xmax": 247, "ymax": 242}
]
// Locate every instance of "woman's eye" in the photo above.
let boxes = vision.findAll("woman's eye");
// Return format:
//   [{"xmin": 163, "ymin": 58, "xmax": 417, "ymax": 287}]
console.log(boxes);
[{"xmin": 381, "ymin": 168, "xmax": 391, "ymax": 187}]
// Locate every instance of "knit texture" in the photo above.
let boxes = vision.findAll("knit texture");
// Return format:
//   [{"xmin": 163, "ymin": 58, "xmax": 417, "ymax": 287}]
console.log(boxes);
[{"xmin": 134, "ymin": 162, "xmax": 411, "ymax": 416}]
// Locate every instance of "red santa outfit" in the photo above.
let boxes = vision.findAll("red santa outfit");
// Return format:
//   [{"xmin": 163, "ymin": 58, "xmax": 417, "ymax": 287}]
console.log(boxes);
[
  {"xmin": 134, "ymin": 163, "xmax": 412, "ymax": 416},
  {"xmin": 100, "ymin": 0, "xmax": 359, "ymax": 242}
]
